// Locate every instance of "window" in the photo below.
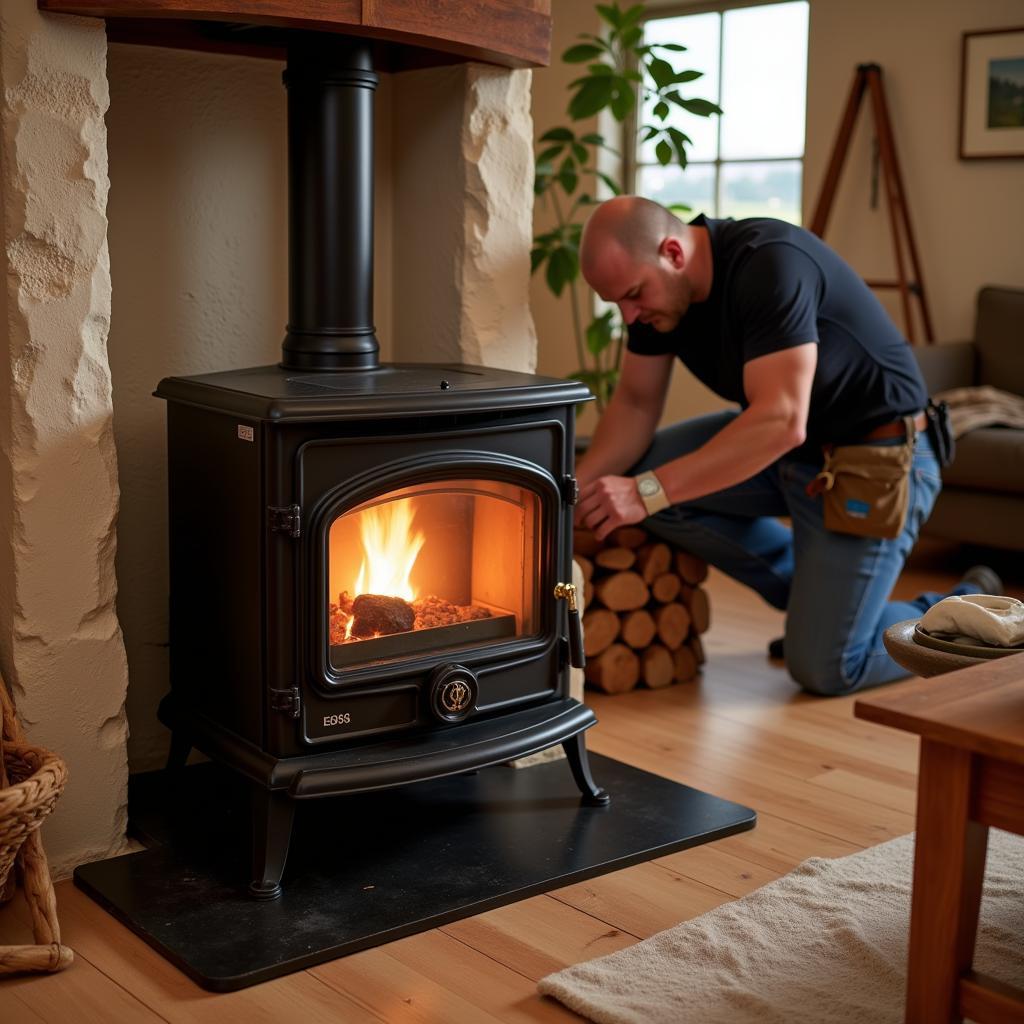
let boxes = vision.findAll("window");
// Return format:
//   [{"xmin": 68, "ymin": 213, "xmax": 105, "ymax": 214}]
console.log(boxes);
[{"xmin": 634, "ymin": 1, "xmax": 809, "ymax": 225}]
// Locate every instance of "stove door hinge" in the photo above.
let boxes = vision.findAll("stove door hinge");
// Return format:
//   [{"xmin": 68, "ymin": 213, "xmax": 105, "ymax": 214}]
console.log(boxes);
[
  {"xmin": 270, "ymin": 686, "xmax": 301, "ymax": 719},
  {"xmin": 561, "ymin": 475, "xmax": 579, "ymax": 506},
  {"xmin": 269, "ymin": 503, "xmax": 301, "ymax": 538}
]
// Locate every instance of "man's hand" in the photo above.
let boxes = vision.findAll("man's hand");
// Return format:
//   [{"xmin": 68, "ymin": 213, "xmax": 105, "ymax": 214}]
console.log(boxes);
[{"xmin": 575, "ymin": 475, "xmax": 648, "ymax": 541}]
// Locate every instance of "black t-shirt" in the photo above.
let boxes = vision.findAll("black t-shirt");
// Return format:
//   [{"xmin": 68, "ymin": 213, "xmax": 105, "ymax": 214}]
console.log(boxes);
[{"xmin": 627, "ymin": 215, "xmax": 927, "ymax": 449}]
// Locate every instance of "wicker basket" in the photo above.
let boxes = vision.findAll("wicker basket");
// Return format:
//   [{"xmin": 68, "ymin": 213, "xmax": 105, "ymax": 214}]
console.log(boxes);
[{"xmin": 0, "ymin": 679, "xmax": 73, "ymax": 973}]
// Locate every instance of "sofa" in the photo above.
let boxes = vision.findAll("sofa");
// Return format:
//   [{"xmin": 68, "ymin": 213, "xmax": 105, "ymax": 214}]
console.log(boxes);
[{"xmin": 912, "ymin": 286, "xmax": 1024, "ymax": 552}]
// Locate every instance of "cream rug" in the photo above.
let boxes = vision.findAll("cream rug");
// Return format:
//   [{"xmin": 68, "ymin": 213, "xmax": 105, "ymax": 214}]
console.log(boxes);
[{"xmin": 539, "ymin": 830, "xmax": 1024, "ymax": 1024}]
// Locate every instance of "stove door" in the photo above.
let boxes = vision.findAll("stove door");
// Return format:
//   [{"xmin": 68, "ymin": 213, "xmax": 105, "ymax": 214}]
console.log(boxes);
[{"xmin": 326, "ymin": 475, "xmax": 544, "ymax": 672}]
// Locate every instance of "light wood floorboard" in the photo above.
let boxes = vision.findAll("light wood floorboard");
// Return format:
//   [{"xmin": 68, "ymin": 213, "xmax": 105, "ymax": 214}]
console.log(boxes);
[{"xmin": 2, "ymin": 547, "xmax": 1019, "ymax": 1021}]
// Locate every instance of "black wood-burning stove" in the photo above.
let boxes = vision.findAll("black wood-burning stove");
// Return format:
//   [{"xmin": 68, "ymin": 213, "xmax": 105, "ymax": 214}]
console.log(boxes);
[{"xmin": 155, "ymin": 36, "xmax": 606, "ymax": 899}]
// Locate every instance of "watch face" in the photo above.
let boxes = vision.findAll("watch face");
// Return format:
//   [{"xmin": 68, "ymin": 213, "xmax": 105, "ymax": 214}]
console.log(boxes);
[{"xmin": 638, "ymin": 477, "xmax": 659, "ymax": 497}]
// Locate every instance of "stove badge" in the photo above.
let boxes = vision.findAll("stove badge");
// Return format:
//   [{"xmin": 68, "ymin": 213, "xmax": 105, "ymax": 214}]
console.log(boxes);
[
  {"xmin": 428, "ymin": 664, "xmax": 478, "ymax": 723},
  {"xmin": 440, "ymin": 678, "xmax": 471, "ymax": 714}
]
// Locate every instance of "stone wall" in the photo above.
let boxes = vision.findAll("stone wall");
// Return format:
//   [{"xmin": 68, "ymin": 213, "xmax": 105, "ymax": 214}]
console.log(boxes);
[
  {"xmin": 392, "ymin": 64, "xmax": 537, "ymax": 370},
  {"xmin": 0, "ymin": 3, "xmax": 130, "ymax": 875}
]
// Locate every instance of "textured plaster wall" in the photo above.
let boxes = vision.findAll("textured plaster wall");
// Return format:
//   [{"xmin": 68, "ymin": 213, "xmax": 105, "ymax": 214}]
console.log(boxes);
[
  {"xmin": 0, "ymin": 3, "xmax": 129, "ymax": 874},
  {"xmin": 106, "ymin": 46, "xmax": 287, "ymax": 773},
  {"xmin": 392, "ymin": 64, "xmax": 538, "ymax": 370}
]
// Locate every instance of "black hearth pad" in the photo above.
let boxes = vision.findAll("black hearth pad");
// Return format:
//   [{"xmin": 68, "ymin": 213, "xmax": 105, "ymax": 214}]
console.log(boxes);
[{"xmin": 74, "ymin": 755, "xmax": 755, "ymax": 992}]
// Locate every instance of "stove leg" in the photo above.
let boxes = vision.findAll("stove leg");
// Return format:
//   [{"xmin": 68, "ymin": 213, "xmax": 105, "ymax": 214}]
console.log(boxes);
[
  {"xmin": 250, "ymin": 787, "xmax": 294, "ymax": 900},
  {"xmin": 562, "ymin": 732, "xmax": 610, "ymax": 806}
]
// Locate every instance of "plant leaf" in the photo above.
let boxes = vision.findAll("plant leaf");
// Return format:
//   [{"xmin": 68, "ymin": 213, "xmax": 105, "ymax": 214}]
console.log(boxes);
[
  {"xmin": 672, "ymin": 69, "xmax": 703, "ymax": 84},
  {"xmin": 530, "ymin": 248, "xmax": 548, "ymax": 274},
  {"xmin": 563, "ymin": 43, "xmax": 604, "ymax": 63},
  {"xmin": 586, "ymin": 313, "xmax": 614, "ymax": 356},
  {"xmin": 571, "ymin": 142, "xmax": 590, "ymax": 164},
  {"xmin": 621, "ymin": 4, "xmax": 645, "ymax": 27},
  {"xmin": 579, "ymin": 132, "xmax": 605, "ymax": 145},
  {"xmin": 596, "ymin": 4, "xmax": 621, "ymax": 29},
  {"xmin": 610, "ymin": 79, "xmax": 636, "ymax": 121},
  {"xmin": 653, "ymin": 100, "xmax": 669, "ymax": 120},
  {"xmin": 647, "ymin": 57, "xmax": 675, "ymax": 90},
  {"xmin": 676, "ymin": 96, "xmax": 723, "ymax": 117},
  {"xmin": 558, "ymin": 161, "xmax": 579, "ymax": 195},
  {"xmin": 597, "ymin": 171, "xmax": 623, "ymax": 196},
  {"xmin": 651, "ymin": 42, "xmax": 687, "ymax": 52},
  {"xmin": 568, "ymin": 75, "xmax": 615, "ymax": 119},
  {"xmin": 655, "ymin": 138, "xmax": 673, "ymax": 166},
  {"xmin": 536, "ymin": 144, "xmax": 565, "ymax": 165},
  {"xmin": 546, "ymin": 246, "xmax": 578, "ymax": 297},
  {"xmin": 539, "ymin": 126, "xmax": 575, "ymax": 142}
]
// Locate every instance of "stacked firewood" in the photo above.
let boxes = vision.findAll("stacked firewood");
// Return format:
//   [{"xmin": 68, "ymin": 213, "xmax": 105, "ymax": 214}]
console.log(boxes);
[{"xmin": 574, "ymin": 526, "xmax": 710, "ymax": 694}]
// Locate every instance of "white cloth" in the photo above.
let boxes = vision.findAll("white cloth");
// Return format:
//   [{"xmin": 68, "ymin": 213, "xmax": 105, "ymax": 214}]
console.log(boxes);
[
  {"xmin": 934, "ymin": 384, "xmax": 1024, "ymax": 439},
  {"xmin": 919, "ymin": 593, "xmax": 1024, "ymax": 647}
]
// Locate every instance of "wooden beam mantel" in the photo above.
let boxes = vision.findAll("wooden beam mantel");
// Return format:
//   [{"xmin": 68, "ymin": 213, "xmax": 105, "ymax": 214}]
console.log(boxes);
[{"xmin": 37, "ymin": 0, "xmax": 552, "ymax": 68}]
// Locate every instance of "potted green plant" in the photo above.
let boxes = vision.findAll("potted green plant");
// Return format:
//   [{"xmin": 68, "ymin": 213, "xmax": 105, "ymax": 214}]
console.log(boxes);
[{"xmin": 531, "ymin": 1, "xmax": 721, "ymax": 412}]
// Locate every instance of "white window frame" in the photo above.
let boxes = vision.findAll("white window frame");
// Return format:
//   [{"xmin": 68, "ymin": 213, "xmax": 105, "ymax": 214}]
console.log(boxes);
[{"xmin": 626, "ymin": 0, "xmax": 809, "ymax": 223}]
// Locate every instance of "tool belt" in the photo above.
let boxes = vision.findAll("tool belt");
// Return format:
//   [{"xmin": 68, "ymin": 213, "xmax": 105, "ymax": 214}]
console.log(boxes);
[{"xmin": 806, "ymin": 413, "xmax": 922, "ymax": 539}]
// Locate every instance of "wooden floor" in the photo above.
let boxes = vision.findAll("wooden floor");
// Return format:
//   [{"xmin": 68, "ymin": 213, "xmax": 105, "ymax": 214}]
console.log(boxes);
[{"xmin": 2, "ymin": 544, "xmax": 1021, "ymax": 1022}]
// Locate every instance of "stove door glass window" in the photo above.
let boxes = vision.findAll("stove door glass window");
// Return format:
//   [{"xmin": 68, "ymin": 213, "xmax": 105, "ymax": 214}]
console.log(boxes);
[{"xmin": 328, "ymin": 479, "xmax": 540, "ymax": 669}]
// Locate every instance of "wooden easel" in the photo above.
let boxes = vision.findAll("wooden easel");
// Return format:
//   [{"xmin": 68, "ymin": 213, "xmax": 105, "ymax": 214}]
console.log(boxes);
[{"xmin": 809, "ymin": 63, "xmax": 934, "ymax": 344}]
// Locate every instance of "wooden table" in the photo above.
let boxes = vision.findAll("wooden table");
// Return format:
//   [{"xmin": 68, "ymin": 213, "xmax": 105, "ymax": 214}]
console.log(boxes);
[{"xmin": 855, "ymin": 653, "xmax": 1024, "ymax": 1024}]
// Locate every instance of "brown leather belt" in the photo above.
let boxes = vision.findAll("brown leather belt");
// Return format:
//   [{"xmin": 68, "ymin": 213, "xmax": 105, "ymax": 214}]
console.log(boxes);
[{"xmin": 860, "ymin": 411, "xmax": 927, "ymax": 442}]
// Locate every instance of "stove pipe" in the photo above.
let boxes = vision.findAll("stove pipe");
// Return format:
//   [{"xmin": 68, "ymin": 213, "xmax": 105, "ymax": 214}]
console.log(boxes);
[{"xmin": 281, "ymin": 37, "xmax": 380, "ymax": 371}]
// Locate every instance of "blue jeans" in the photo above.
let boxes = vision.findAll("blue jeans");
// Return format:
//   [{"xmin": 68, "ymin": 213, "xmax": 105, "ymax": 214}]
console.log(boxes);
[{"xmin": 633, "ymin": 410, "xmax": 969, "ymax": 696}]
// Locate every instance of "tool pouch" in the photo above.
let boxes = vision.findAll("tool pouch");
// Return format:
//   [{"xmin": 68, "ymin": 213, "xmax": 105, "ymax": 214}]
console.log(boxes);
[{"xmin": 807, "ymin": 416, "xmax": 915, "ymax": 540}]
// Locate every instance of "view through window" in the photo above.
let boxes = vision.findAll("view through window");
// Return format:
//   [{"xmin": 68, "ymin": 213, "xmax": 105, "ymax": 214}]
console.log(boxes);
[{"xmin": 635, "ymin": 1, "xmax": 809, "ymax": 225}]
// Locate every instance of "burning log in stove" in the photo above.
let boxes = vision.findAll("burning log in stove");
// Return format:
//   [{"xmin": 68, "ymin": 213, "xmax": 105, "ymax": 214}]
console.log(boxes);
[{"xmin": 330, "ymin": 591, "xmax": 493, "ymax": 644}]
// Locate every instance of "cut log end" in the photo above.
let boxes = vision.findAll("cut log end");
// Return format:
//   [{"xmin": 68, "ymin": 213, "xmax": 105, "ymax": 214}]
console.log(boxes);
[
  {"xmin": 582, "ymin": 607, "xmax": 620, "ymax": 658},
  {"xmin": 673, "ymin": 644, "xmax": 700, "ymax": 683},
  {"xmin": 651, "ymin": 571, "xmax": 682, "ymax": 604},
  {"xmin": 594, "ymin": 571, "xmax": 650, "ymax": 612},
  {"xmin": 585, "ymin": 643, "xmax": 640, "ymax": 693},
  {"xmin": 594, "ymin": 546, "xmax": 636, "ymax": 571},
  {"xmin": 620, "ymin": 608, "xmax": 656, "ymax": 650},
  {"xmin": 675, "ymin": 550, "xmax": 709, "ymax": 585},
  {"xmin": 655, "ymin": 602, "xmax": 691, "ymax": 650},
  {"xmin": 641, "ymin": 644, "xmax": 675, "ymax": 688}
]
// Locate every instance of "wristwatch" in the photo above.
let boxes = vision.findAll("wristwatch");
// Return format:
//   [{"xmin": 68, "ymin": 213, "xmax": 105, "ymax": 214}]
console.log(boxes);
[{"xmin": 635, "ymin": 470, "xmax": 670, "ymax": 515}]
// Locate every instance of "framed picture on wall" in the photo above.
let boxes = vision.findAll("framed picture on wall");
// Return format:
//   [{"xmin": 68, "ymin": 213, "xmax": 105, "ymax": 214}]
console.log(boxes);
[{"xmin": 960, "ymin": 27, "xmax": 1024, "ymax": 159}]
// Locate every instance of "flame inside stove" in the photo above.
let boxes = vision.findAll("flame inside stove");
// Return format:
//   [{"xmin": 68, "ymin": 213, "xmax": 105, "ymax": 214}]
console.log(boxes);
[{"xmin": 353, "ymin": 498, "xmax": 425, "ymax": 602}]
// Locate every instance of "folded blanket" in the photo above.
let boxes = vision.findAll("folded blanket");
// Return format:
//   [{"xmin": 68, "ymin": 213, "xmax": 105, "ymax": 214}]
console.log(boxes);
[
  {"xmin": 919, "ymin": 593, "xmax": 1024, "ymax": 647},
  {"xmin": 933, "ymin": 384, "xmax": 1024, "ymax": 439}
]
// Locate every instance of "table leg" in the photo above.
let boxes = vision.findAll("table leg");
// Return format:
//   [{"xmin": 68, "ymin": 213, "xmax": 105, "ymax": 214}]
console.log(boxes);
[{"xmin": 905, "ymin": 739, "xmax": 989, "ymax": 1023}]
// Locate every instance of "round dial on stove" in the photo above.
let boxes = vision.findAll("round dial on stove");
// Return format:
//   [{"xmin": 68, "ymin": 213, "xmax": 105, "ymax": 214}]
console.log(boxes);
[{"xmin": 428, "ymin": 664, "xmax": 478, "ymax": 723}]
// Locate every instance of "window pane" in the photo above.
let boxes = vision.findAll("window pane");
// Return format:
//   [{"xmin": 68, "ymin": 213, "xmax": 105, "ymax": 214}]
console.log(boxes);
[
  {"xmin": 719, "ymin": 161, "xmax": 802, "ymax": 224},
  {"xmin": 637, "ymin": 163, "xmax": 716, "ymax": 218},
  {"xmin": 640, "ymin": 13, "xmax": 720, "ymax": 164},
  {"xmin": 720, "ymin": 2, "xmax": 808, "ymax": 160}
]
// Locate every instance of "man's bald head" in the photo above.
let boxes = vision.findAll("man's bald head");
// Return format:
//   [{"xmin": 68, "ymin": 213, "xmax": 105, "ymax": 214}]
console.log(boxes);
[{"xmin": 580, "ymin": 196, "xmax": 685, "ymax": 282}]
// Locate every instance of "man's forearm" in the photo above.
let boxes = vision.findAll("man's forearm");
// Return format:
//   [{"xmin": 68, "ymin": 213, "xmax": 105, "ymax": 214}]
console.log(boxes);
[
  {"xmin": 656, "ymin": 404, "xmax": 804, "ymax": 504},
  {"xmin": 576, "ymin": 394, "xmax": 660, "ymax": 488}
]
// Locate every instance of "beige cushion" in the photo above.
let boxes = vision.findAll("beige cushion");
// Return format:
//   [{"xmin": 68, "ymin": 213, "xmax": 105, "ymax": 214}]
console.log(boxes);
[
  {"xmin": 975, "ymin": 286, "xmax": 1024, "ymax": 395},
  {"xmin": 943, "ymin": 427, "xmax": 1024, "ymax": 494}
]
